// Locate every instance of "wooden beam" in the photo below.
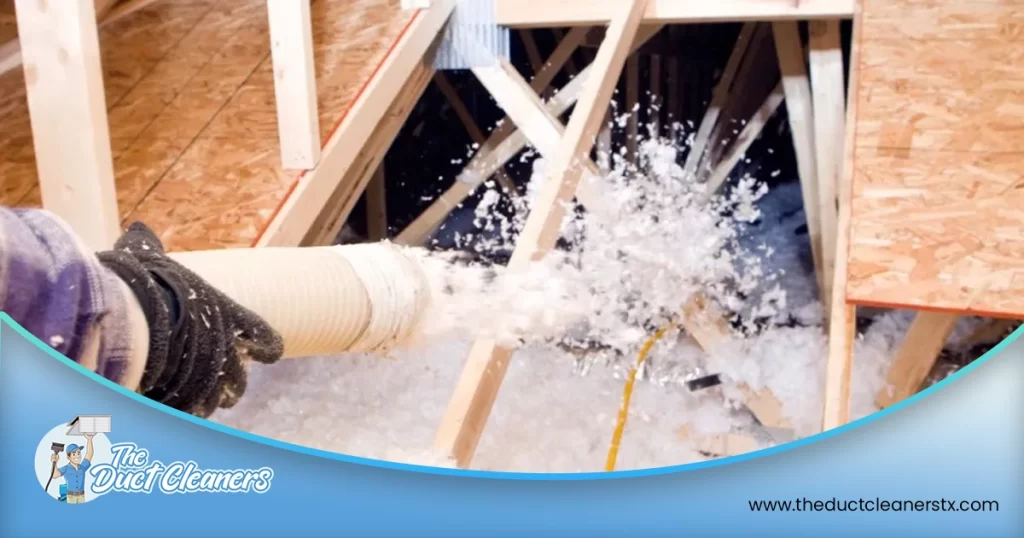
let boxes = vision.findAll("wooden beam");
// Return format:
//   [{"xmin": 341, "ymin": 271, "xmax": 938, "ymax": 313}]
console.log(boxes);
[
  {"xmin": 471, "ymin": 61, "xmax": 605, "ymax": 183},
  {"xmin": 821, "ymin": 3, "xmax": 862, "ymax": 432},
  {"xmin": 519, "ymin": 29, "xmax": 544, "ymax": 73},
  {"xmin": 681, "ymin": 291, "xmax": 792, "ymax": 430},
  {"xmin": 15, "ymin": 0, "xmax": 120, "ymax": 251},
  {"xmin": 550, "ymin": 28, "xmax": 579, "ymax": 77},
  {"xmin": 394, "ymin": 25, "xmax": 661, "ymax": 247},
  {"xmin": 808, "ymin": 20, "xmax": 845, "ymax": 317},
  {"xmin": 682, "ymin": 22, "xmax": 756, "ymax": 180},
  {"xmin": 258, "ymin": 0, "xmax": 456, "ymax": 247},
  {"xmin": 773, "ymin": 21, "xmax": 824, "ymax": 305},
  {"xmin": 266, "ymin": 0, "xmax": 321, "ymax": 170},
  {"xmin": 435, "ymin": 0, "xmax": 649, "ymax": 469},
  {"xmin": 433, "ymin": 72, "xmax": 517, "ymax": 193},
  {"xmin": 302, "ymin": 59, "xmax": 434, "ymax": 246},
  {"xmin": 365, "ymin": 164, "xmax": 388, "ymax": 241},
  {"xmin": 876, "ymin": 312, "xmax": 959, "ymax": 410},
  {"xmin": 703, "ymin": 82, "xmax": 784, "ymax": 196},
  {"xmin": 496, "ymin": 0, "xmax": 856, "ymax": 28}
]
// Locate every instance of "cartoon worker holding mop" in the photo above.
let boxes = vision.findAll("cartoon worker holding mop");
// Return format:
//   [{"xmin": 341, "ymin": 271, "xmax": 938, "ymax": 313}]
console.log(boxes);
[{"xmin": 49, "ymin": 433, "xmax": 95, "ymax": 504}]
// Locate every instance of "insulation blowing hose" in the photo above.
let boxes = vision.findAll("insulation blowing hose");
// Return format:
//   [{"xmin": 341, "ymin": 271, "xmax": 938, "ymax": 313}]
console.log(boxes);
[{"xmin": 167, "ymin": 242, "xmax": 435, "ymax": 359}]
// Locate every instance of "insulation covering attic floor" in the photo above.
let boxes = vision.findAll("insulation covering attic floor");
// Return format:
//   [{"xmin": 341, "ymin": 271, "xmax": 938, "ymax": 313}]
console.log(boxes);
[{"xmin": 210, "ymin": 171, "xmax": 1014, "ymax": 473}]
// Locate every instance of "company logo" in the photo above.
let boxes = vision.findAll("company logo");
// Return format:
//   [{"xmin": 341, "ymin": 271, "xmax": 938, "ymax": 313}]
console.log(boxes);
[{"xmin": 36, "ymin": 415, "xmax": 274, "ymax": 503}]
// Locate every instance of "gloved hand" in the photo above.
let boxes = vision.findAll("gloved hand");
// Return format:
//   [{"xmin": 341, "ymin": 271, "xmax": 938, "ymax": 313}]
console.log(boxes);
[{"xmin": 97, "ymin": 222, "xmax": 283, "ymax": 418}]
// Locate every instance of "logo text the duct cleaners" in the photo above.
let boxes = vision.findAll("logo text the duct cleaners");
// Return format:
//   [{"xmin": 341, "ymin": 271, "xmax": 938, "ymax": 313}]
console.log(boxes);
[{"xmin": 89, "ymin": 442, "xmax": 274, "ymax": 495}]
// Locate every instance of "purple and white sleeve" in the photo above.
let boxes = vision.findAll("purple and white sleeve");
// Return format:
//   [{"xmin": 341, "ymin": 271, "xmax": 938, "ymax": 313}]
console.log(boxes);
[{"xmin": 0, "ymin": 207, "xmax": 148, "ymax": 390}]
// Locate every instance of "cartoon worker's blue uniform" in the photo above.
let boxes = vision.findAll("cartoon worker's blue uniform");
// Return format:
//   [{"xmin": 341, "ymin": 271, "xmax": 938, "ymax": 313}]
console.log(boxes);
[{"xmin": 54, "ymin": 441, "xmax": 92, "ymax": 504}]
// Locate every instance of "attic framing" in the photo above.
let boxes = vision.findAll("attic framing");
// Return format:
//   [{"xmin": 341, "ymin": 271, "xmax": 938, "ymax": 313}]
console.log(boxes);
[{"xmin": 7, "ymin": 0, "xmax": 1015, "ymax": 472}]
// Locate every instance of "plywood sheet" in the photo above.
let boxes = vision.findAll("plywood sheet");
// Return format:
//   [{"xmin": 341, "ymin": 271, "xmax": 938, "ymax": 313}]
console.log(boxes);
[
  {"xmin": 0, "ymin": 0, "xmax": 414, "ymax": 251},
  {"xmin": 847, "ymin": 0, "xmax": 1024, "ymax": 317}
]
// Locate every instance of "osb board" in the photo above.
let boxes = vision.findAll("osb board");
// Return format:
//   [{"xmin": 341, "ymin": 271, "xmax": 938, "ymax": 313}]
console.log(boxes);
[
  {"xmin": 0, "ymin": 0, "xmax": 414, "ymax": 251},
  {"xmin": 846, "ymin": 0, "xmax": 1024, "ymax": 317}
]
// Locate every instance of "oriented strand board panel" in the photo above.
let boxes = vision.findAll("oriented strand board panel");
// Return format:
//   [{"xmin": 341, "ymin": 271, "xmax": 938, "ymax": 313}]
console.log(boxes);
[
  {"xmin": 0, "ymin": 0, "xmax": 413, "ymax": 251},
  {"xmin": 846, "ymin": 0, "xmax": 1024, "ymax": 317}
]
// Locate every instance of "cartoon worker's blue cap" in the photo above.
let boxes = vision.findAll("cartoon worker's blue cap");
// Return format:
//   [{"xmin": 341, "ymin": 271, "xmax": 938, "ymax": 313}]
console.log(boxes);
[{"xmin": 66, "ymin": 444, "xmax": 83, "ymax": 455}]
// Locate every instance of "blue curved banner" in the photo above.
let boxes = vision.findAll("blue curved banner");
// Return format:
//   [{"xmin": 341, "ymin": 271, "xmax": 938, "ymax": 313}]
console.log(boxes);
[{"xmin": 0, "ymin": 312, "xmax": 1021, "ymax": 536}]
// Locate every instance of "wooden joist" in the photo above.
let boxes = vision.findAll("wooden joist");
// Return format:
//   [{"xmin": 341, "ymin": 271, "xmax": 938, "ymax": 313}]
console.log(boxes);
[
  {"xmin": 773, "ymin": 21, "xmax": 824, "ymax": 308},
  {"xmin": 681, "ymin": 22, "xmax": 757, "ymax": 180},
  {"xmin": 876, "ymin": 312, "xmax": 959, "ymax": 410},
  {"xmin": 703, "ymin": 82, "xmax": 784, "ymax": 196},
  {"xmin": 365, "ymin": 164, "xmax": 388, "ymax": 241},
  {"xmin": 433, "ymin": 72, "xmax": 518, "ymax": 193},
  {"xmin": 495, "ymin": 0, "xmax": 856, "ymax": 28},
  {"xmin": 821, "ymin": 6, "xmax": 862, "ymax": 432},
  {"xmin": 808, "ymin": 19, "xmax": 846, "ymax": 316}
]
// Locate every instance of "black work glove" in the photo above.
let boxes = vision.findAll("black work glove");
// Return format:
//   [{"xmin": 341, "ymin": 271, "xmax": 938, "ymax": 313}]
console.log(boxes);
[{"xmin": 97, "ymin": 222, "xmax": 284, "ymax": 418}]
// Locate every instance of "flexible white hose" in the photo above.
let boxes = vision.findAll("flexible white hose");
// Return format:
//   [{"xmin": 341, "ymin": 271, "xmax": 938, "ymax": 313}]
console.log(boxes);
[{"xmin": 167, "ymin": 242, "xmax": 434, "ymax": 358}]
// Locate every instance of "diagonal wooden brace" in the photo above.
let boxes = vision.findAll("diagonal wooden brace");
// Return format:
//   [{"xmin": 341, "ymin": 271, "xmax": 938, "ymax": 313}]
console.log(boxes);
[{"xmin": 434, "ymin": 0, "xmax": 650, "ymax": 469}]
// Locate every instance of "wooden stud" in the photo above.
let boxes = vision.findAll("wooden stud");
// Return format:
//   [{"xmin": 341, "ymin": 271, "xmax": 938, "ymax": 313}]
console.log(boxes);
[
  {"xmin": 821, "ymin": 3, "xmax": 862, "ymax": 432},
  {"xmin": 681, "ymin": 291, "xmax": 792, "ymax": 430},
  {"xmin": 519, "ymin": 29, "xmax": 543, "ymax": 73},
  {"xmin": 14, "ymin": 0, "xmax": 120, "ymax": 251},
  {"xmin": 469, "ymin": 61, "xmax": 610, "ymax": 217},
  {"xmin": 876, "ymin": 312, "xmax": 959, "ymax": 409},
  {"xmin": 495, "ymin": 0, "xmax": 857, "ymax": 28},
  {"xmin": 550, "ymin": 28, "xmax": 579, "ymax": 77},
  {"xmin": 625, "ymin": 55, "xmax": 639, "ymax": 165},
  {"xmin": 696, "ymin": 24, "xmax": 773, "ymax": 176},
  {"xmin": 471, "ymin": 61, "xmax": 602, "ymax": 178},
  {"xmin": 703, "ymin": 82, "xmax": 785, "ymax": 196},
  {"xmin": 682, "ymin": 22, "xmax": 756, "ymax": 180},
  {"xmin": 266, "ymin": 0, "xmax": 321, "ymax": 170},
  {"xmin": 773, "ymin": 22, "xmax": 824, "ymax": 304},
  {"xmin": 365, "ymin": 164, "xmax": 388, "ymax": 241},
  {"xmin": 435, "ymin": 0, "xmax": 649, "ymax": 469},
  {"xmin": 808, "ymin": 19, "xmax": 845, "ymax": 316},
  {"xmin": 259, "ymin": 0, "xmax": 457, "ymax": 247},
  {"xmin": 433, "ymin": 72, "xmax": 518, "ymax": 193}
]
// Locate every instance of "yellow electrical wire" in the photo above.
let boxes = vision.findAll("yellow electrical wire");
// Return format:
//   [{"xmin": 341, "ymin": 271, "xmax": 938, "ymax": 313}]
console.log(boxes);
[{"xmin": 604, "ymin": 319, "xmax": 677, "ymax": 472}]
